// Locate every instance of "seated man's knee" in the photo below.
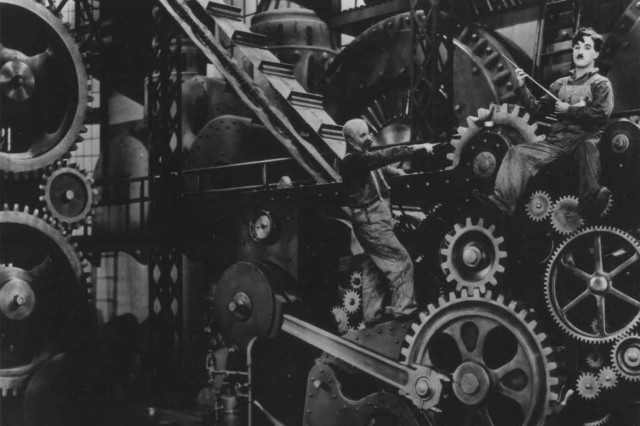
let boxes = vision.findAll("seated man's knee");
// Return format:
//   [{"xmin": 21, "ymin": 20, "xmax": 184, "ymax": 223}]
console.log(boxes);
[{"xmin": 581, "ymin": 137, "xmax": 599, "ymax": 151}]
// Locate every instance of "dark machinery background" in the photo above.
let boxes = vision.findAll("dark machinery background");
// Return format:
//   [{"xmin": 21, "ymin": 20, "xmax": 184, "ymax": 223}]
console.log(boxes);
[{"xmin": 3, "ymin": 0, "xmax": 640, "ymax": 425}]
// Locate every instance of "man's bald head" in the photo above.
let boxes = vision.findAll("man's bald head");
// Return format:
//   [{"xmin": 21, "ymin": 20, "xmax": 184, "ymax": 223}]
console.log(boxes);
[{"xmin": 343, "ymin": 119, "xmax": 374, "ymax": 152}]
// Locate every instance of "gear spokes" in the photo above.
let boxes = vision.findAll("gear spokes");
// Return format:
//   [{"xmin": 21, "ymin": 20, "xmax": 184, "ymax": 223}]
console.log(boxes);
[
  {"xmin": 0, "ymin": 0, "xmax": 88, "ymax": 175},
  {"xmin": 0, "ymin": 205, "xmax": 89, "ymax": 395},
  {"xmin": 545, "ymin": 226, "xmax": 640, "ymax": 343}
]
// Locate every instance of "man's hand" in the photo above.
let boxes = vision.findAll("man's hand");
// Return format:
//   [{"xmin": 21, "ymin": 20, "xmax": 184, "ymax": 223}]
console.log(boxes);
[
  {"xmin": 417, "ymin": 142, "xmax": 435, "ymax": 154},
  {"xmin": 555, "ymin": 101, "xmax": 570, "ymax": 114},
  {"xmin": 555, "ymin": 100, "xmax": 586, "ymax": 114},
  {"xmin": 515, "ymin": 68, "xmax": 526, "ymax": 87}
]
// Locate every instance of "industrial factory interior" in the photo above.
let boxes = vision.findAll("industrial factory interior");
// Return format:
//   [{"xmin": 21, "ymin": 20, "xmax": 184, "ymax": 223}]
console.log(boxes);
[{"xmin": 5, "ymin": 0, "xmax": 640, "ymax": 424}]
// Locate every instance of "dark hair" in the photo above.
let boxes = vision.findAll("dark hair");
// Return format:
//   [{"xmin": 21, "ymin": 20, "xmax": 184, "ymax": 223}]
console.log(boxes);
[{"xmin": 572, "ymin": 27, "xmax": 603, "ymax": 52}]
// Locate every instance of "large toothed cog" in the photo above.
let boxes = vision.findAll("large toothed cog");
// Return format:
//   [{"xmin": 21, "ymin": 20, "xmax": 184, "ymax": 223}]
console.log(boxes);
[
  {"xmin": 611, "ymin": 334, "xmax": 640, "ymax": 382},
  {"xmin": 349, "ymin": 270, "xmax": 363, "ymax": 289},
  {"xmin": 582, "ymin": 413, "xmax": 612, "ymax": 426},
  {"xmin": 0, "ymin": 205, "xmax": 90, "ymax": 396},
  {"xmin": 39, "ymin": 160, "xmax": 96, "ymax": 231},
  {"xmin": 526, "ymin": 191, "xmax": 553, "ymax": 222},
  {"xmin": 400, "ymin": 289, "xmax": 560, "ymax": 425},
  {"xmin": 0, "ymin": 0, "xmax": 88, "ymax": 176},
  {"xmin": 545, "ymin": 226, "xmax": 640, "ymax": 344},
  {"xmin": 576, "ymin": 372, "xmax": 601, "ymax": 400},
  {"xmin": 551, "ymin": 196, "xmax": 584, "ymax": 235},
  {"xmin": 342, "ymin": 289, "xmax": 361, "ymax": 314},
  {"xmin": 439, "ymin": 217, "xmax": 507, "ymax": 293},
  {"xmin": 331, "ymin": 306, "xmax": 349, "ymax": 334},
  {"xmin": 597, "ymin": 366, "xmax": 618, "ymax": 389},
  {"xmin": 447, "ymin": 103, "xmax": 543, "ymax": 171},
  {"xmin": 601, "ymin": 194, "xmax": 614, "ymax": 218}
]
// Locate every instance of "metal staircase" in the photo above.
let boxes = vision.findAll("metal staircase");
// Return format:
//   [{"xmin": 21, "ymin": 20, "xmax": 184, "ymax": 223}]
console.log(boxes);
[
  {"xmin": 536, "ymin": 0, "xmax": 583, "ymax": 83},
  {"xmin": 158, "ymin": 0, "xmax": 344, "ymax": 185}
]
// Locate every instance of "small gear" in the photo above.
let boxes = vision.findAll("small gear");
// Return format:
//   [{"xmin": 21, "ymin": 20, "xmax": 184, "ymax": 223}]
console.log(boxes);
[
  {"xmin": 439, "ymin": 217, "xmax": 507, "ymax": 293},
  {"xmin": 611, "ymin": 334, "xmax": 640, "ymax": 381},
  {"xmin": 357, "ymin": 321, "xmax": 366, "ymax": 330},
  {"xmin": 586, "ymin": 351, "xmax": 605, "ymax": 369},
  {"xmin": 551, "ymin": 196, "xmax": 584, "ymax": 235},
  {"xmin": 39, "ymin": 161, "xmax": 95, "ymax": 230},
  {"xmin": 331, "ymin": 306, "xmax": 349, "ymax": 334},
  {"xmin": 526, "ymin": 191, "xmax": 553, "ymax": 222},
  {"xmin": 342, "ymin": 289, "xmax": 361, "ymax": 314},
  {"xmin": 576, "ymin": 372, "xmax": 601, "ymax": 400},
  {"xmin": 598, "ymin": 366, "xmax": 618, "ymax": 389},
  {"xmin": 349, "ymin": 270, "xmax": 363, "ymax": 289}
]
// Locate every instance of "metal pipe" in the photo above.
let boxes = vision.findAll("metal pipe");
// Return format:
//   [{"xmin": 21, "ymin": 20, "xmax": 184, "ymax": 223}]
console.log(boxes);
[{"xmin": 247, "ymin": 337, "xmax": 257, "ymax": 426}]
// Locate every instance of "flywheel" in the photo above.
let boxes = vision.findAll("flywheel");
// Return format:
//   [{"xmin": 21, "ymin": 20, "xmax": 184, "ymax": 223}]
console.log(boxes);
[
  {"xmin": 323, "ymin": 17, "xmax": 520, "ymax": 143},
  {"xmin": 0, "ymin": 0, "xmax": 88, "ymax": 175},
  {"xmin": 0, "ymin": 205, "xmax": 89, "ymax": 396},
  {"xmin": 401, "ymin": 289, "xmax": 560, "ymax": 426},
  {"xmin": 545, "ymin": 226, "xmax": 640, "ymax": 344}
]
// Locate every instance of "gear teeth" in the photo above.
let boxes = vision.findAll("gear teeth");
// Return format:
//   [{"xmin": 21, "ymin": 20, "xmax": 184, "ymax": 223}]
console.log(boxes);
[
  {"xmin": 551, "ymin": 196, "xmax": 583, "ymax": 235},
  {"xmin": 576, "ymin": 372, "xmax": 601, "ymax": 400},
  {"xmin": 611, "ymin": 334, "xmax": 640, "ymax": 381},
  {"xmin": 598, "ymin": 367, "xmax": 618, "ymax": 389},
  {"xmin": 400, "ymin": 290, "xmax": 561, "ymax": 420},
  {"xmin": 331, "ymin": 306, "xmax": 349, "ymax": 334},
  {"xmin": 440, "ymin": 217, "xmax": 507, "ymax": 293},
  {"xmin": 446, "ymin": 103, "xmax": 540, "ymax": 170},
  {"xmin": 526, "ymin": 191, "xmax": 553, "ymax": 222},
  {"xmin": 582, "ymin": 413, "xmax": 612, "ymax": 426},
  {"xmin": 40, "ymin": 161, "xmax": 95, "ymax": 230},
  {"xmin": 342, "ymin": 289, "xmax": 361, "ymax": 314}
]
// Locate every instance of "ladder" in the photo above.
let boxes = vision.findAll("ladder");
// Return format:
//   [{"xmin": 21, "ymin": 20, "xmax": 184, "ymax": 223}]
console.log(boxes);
[
  {"xmin": 535, "ymin": 0, "xmax": 583, "ymax": 83},
  {"xmin": 158, "ymin": 0, "xmax": 344, "ymax": 184}
]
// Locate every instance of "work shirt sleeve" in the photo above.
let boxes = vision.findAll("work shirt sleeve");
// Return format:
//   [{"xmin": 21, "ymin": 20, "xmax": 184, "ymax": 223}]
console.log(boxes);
[
  {"xmin": 564, "ymin": 79, "xmax": 614, "ymax": 122},
  {"xmin": 515, "ymin": 84, "xmax": 557, "ymax": 118},
  {"xmin": 342, "ymin": 146, "xmax": 418, "ymax": 173}
]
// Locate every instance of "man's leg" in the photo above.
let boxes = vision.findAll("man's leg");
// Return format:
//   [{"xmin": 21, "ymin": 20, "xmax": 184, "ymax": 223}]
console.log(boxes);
[
  {"xmin": 573, "ymin": 136, "xmax": 601, "ymax": 199},
  {"xmin": 354, "ymin": 202, "xmax": 417, "ymax": 319},
  {"xmin": 572, "ymin": 136, "xmax": 610, "ymax": 217},
  {"xmin": 492, "ymin": 141, "xmax": 564, "ymax": 215},
  {"xmin": 361, "ymin": 257, "xmax": 387, "ymax": 323}
]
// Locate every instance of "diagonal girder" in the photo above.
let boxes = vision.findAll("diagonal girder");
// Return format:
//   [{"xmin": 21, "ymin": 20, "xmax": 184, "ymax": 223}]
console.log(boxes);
[{"xmin": 159, "ymin": 0, "xmax": 341, "ymax": 183}]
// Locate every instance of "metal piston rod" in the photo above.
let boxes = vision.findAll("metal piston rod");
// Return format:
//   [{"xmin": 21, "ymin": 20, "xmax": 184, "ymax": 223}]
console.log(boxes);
[{"xmin": 281, "ymin": 314, "xmax": 445, "ymax": 412}]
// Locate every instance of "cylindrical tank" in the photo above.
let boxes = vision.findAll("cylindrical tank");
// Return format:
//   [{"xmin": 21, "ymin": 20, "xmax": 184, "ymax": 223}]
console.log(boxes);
[{"xmin": 251, "ymin": 0, "xmax": 338, "ymax": 92}]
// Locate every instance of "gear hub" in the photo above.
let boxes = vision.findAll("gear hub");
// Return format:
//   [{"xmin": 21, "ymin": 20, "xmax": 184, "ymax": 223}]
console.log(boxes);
[
  {"xmin": 612, "ymin": 334, "xmax": 640, "ymax": 381},
  {"xmin": 440, "ymin": 217, "xmax": 507, "ymax": 293}
]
